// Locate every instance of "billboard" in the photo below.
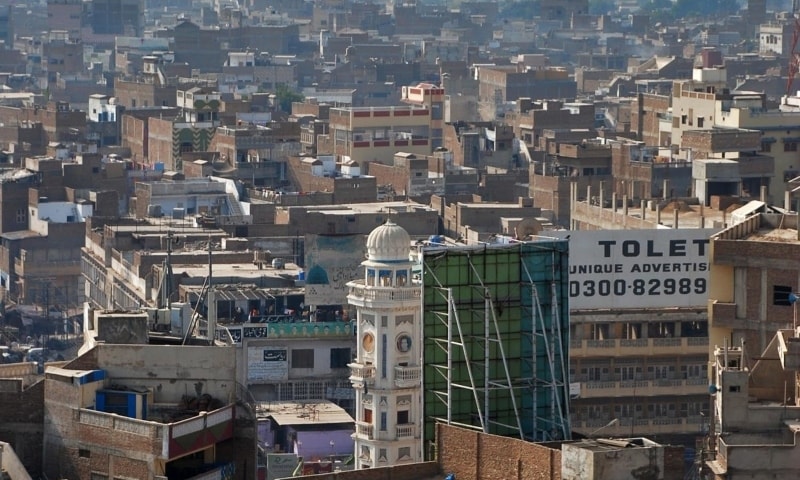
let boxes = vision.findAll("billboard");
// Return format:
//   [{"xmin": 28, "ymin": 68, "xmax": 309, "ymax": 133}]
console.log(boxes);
[
  {"xmin": 552, "ymin": 229, "xmax": 718, "ymax": 310},
  {"xmin": 266, "ymin": 454, "xmax": 299, "ymax": 480},
  {"xmin": 304, "ymin": 234, "xmax": 366, "ymax": 307},
  {"xmin": 247, "ymin": 347, "xmax": 288, "ymax": 382}
]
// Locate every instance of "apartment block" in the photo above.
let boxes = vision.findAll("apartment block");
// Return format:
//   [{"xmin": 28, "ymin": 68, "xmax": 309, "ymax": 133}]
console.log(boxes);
[{"xmin": 327, "ymin": 105, "xmax": 433, "ymax": 166}]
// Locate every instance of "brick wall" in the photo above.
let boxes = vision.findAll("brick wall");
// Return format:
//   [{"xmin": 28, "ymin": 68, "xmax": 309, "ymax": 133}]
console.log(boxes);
[
  {"xmin": 366, "ymin": 163, "xmax": 408, "ymax": 196},
  {"xmin": 436, "ymin": 424, "xmax": 560, "ymax": 480},
  {"xmin": 0, "ymin": 380, "xmax": 44, "ymax": 478},
  {"xmin": 277, "ymin": 461, "xmax": 440, "ymax": 480}
]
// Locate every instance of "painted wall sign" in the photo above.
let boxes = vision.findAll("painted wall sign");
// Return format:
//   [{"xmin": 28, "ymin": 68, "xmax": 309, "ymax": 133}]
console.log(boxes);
[{"xmin": 248, "ymin": 347, "xmax": 289, "ymax": 382}]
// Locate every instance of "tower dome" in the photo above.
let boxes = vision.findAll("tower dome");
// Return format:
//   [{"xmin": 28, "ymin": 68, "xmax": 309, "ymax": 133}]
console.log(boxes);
[{"xmin": 366, "ymin": 220, "xmax": 411, "ymax": 262}]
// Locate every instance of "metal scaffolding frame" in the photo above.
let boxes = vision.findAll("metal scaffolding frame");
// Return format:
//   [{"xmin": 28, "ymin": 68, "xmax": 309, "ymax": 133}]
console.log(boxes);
[
  {"xmin": 422, "ymin": 242, "xmax": 570, "ymax": 448},
  {"xmin": 521, "ymin": 249, "xmax": 571, "ymax": 441}
]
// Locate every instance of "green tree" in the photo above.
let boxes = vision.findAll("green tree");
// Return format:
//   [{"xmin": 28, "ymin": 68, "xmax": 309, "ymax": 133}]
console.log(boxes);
[{"xmin": 274, "ymin": 84, "xmax": 304, "ymax": 114}]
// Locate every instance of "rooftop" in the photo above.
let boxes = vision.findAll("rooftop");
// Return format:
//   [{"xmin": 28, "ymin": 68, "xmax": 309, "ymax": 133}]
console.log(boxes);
[{"xmin": 256, "ymin": 401, "xmax": 354, "ymax": 426}]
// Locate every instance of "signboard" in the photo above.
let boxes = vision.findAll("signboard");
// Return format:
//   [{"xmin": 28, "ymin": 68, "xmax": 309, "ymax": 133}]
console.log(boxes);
[
  {"xmin": 304, "ymin": 234, "xmax": 366, "ymax": 306},
  {"xmin": 569, "ymin": 382, "xmax": 581, "ymax": 399},
  {"xmin": 248, "ymin": 347, "xmax": 288, "ymax": 382},
  {"xmin": 266, "ymin": 453, "xmax": 299, "ymax": 480},
  {"xmin": 552, "ymin": 229, "xmax": 717, "ymax": 310}
]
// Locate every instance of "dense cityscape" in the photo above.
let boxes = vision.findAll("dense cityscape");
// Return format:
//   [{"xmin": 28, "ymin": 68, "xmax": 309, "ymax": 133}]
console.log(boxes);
[{"xmin": 0, "ymin": 0, "xmax": 796, "ymax": 479}]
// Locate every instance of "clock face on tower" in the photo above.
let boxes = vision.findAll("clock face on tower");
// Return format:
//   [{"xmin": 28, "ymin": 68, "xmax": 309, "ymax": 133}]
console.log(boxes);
[
  {"xmin": 397, "ymin": 334, "xmax": 412, "ymax": 353},
  {"xmin": 363, "ymin": 333, "xmax": 375, "ymax": 353}
]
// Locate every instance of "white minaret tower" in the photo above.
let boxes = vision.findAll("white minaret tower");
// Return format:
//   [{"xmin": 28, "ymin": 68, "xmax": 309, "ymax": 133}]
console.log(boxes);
[{"xmin": 348, "ymin": 220, "xmax": 422, "ymax": 469}]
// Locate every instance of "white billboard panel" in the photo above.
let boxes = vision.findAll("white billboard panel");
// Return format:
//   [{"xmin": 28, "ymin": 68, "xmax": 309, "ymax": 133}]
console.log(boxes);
[
  {"xmin": 247, "ymin": 347, "xmax": 288, "ymax": 382},
  {"xmin": 552, "ymin": 229, "xmax": 718, "ymax": 310}
]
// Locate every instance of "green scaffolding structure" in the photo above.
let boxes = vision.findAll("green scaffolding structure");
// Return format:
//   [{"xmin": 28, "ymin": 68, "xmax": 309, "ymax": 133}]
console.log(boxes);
[{"xmin": 421, "ymin": 240, "xmax": 570, "ymax": 454}]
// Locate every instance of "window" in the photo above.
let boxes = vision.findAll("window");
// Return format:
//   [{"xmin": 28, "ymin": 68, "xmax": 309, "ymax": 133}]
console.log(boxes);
[
  {"xmin": 773, "ymin": 285, "xmax": 794, "ymax": 306},
  {"xmin": 398, "ymin": 447, "xmax": 411, "ymax": 460},
  {"xmin": 761, "ymin": 142, "xmax": 772, "ymax": 153},
  {"xmin": 330, "ymin": 347, "xmax": 351, "ymax": 369},
  {"xmin": 79, "ymin": 449, "xmax": 91, "ymax": 458},
  {"xmin": 431, "ymin": 103, "xmax": 443, "ymax": 120},
  {"xmin": 291, "ymin": 349, "xmax": 314, "ymax": 368},
  {"xmin": 681, "ymin": 114, "xmax": 687, "ymax": 125},
  {"xmin": 378, "ymin": 448, "xmax": 387, "ymax": 462},
  {"xmin": 396, "ymin": 409, "xmax": 409, "ymax": 425},
  {"xmin": 729, "ymin": 385, "xmax": 741, "ymax": 393},
  {"xmin": 785, "ymin": 142, "xmax": 798, "ymax": 152},
  {"xmin": 15, "ymin": 208, "xmax": 25, "ymax": 224},
  {"xmin": 380, "ymin": 412, "xmax": 387, "ymax": 431},
  {"xmin": 363, "ymin": 408, "xmax": 372, "ymax": 423},
  {"xmin": 697, "ymin": 117, "xmax": 704, "ymax": 128}
]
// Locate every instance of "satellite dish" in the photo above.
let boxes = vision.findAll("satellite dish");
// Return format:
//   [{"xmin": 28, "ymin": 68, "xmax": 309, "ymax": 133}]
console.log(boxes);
[
  {"xmin": 790, "ymin": 293, "xmax": 799, "ymax": 305},
  {"xmin": 708, "ymin": 384, "xmax": 719, "ymax": 395}
]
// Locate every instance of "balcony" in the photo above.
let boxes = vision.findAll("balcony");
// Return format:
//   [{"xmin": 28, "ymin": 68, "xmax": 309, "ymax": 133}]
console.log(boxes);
[
  {"xmin": 355, "ymin": 421, "xmax": 374, "ymax": 439},
  {"xmin": 709, "ymin": 301, "xmax": 748, "ymax": 330},
  {"xmin": 571, "ymin": 337, "xmax": 708, "ymax": 357},
  {"xmin": 349, "ymin": 363, "xmax": 376, "ymax": 386},
  {"xmin": 394, "ymin": 365, "xmax": 421, "ymax": 388},
  {"xmin": 572, "ymin": 415, "xmax": 704, "ymax": 437},
  {"xmin": 347, "ymin": 281, "xmax": 421, "ymax": 305},
  {"xmin": 576, "ymin": 377, "xmax": 709, "ymax": 399},
  {"xmin": 396, "ymin": 424, "xmax": 417, "ymax": 438}
]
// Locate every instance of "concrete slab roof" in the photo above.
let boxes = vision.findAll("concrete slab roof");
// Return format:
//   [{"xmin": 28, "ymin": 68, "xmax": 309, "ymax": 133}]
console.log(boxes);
[{"xmin": 256, "ymin": 401, "xmax": 354, "ymax": 426}]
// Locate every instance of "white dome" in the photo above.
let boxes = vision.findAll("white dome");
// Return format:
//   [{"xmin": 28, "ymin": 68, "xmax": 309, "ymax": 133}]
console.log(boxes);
[{"xmin": 366, "ymin": 220, "xmax": 410, "ymax": 262}]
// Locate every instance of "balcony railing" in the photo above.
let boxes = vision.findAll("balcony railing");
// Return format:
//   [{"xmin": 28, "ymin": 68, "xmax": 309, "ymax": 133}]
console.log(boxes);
[
  {"xmin": 396, "ymin": 424, "xmax": 417, "ymax": 438},
  {"xmin": 571, "ymin": 337, "xmax": 708, "ymax": 356},
  {"xmin": 349, "ymin": 363, "xmax": 376, "ymax": 385},
  {"xmin": 571, "ymin": 416, "xmax": 704, "ymax": 436},
  {"xmin": 348, "ymin": 281, "xmax": 421, "ymax": 302},
  {"xmin": 394, "ymin": 365, "xmax": 421, "ymax": 387},
  {"xmin": 576, "ymin": 378, "xmax": 709, "ymax": 399},
  {"xmin": 355, "ymin": 421, "xmax": 374, "ymax": 439}
]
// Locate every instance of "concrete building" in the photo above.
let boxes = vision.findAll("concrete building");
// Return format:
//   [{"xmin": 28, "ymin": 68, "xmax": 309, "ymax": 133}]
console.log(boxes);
[
  {"xmin": 0, "ymin": 363, "xmax": 46, "ymax": 478},
  {"xmin": 147, "ymin": 88, "xmax": 220, "ymax": 171},
  {"xmin": 348, "ymin": 221, "xmax": 423, "ymax": 468},
  {"xmin": 401, "ymin": 83, "xmax": 445, "ymax": 150},
  {"xmin": 758, "ymin": 20, "xmax": 794, "ymax": 57},
  {"xmin": 43, "ymin": 321, "xmax": 255, "ymax": 479},
  {"xmin": 443, "ymin": 121, "xmax": 517, "ymax": 170},
  {"xmin": 685, "ymin": 128, "xmax": 774, "ymax": 206},
  {"xmin": 562, "ymin": 438, "xmax": 684, "ymax": 480},
  {"xmin": 716, "ymin": 99, "xmax": 800, "ymax": 197},
  {"xmin": 367, "ymin": 151, "xmax": 479, "ymax": 202},
  {"xmin": 507, "ymin": 99, "xmax": 595, "ymax": 150},
  {"xmin": 88, "ymin": 0, "xmax": 144, "ymax": 37},
  {"xmin": 707, "ymin": 209, "xmax": 800, "ymax": 357},
  {"xmin": 703, "ymin": 331, "xmax": 800, "ymax": 479},
  {"xmin": 326, "ymin": 104, "xmax": 434, "ymax": 166},
  {"xmin": 476, "ymin": 66, "xmax": 577, "ymax": 120},
  {"xmin": 256, "ymin": 401, "xmax": 354, "ymax": 476},
  {"xmin": 670, "ymin": 70, "xmax": 765, "ymax": 156},
  {"xmin": 46, "ymin": 0, "xmax": 82, "ymax": 41},
  {"xmin": 273, "ymin": 201, "xmax": 439, "ymax": 237},
  {"xmin": 286, "ymin": 154, "xmax": 377, "ymax": 205},
  {"xmin": 87, "ymin": 94, "xmax": 123, "ymax": 147}
]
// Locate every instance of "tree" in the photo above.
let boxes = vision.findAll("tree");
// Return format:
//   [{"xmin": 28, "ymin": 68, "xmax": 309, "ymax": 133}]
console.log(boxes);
[{"xmin": 274, "ymin": 84, "xmax": 304, "ymax": 114}]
